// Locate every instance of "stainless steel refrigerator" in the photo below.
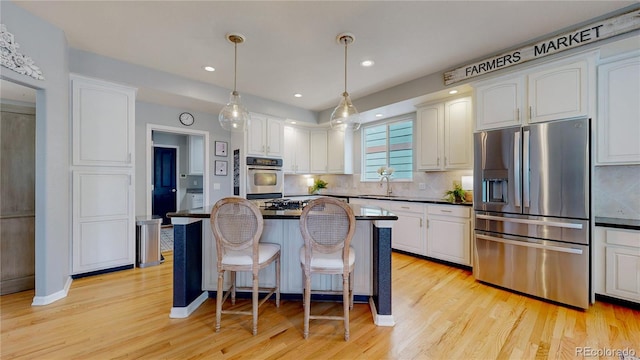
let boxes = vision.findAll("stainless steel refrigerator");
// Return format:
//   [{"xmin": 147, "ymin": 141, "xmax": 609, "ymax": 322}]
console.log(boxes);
[{"xmin": 473, "ymin": 117, "xmax": 590, "ymax": 309}]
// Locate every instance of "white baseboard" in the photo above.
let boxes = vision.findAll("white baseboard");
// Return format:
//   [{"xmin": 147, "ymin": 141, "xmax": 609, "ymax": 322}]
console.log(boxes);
[
  {"xmin": 32, "ymin": 277, "xmax": 72, "ymax": 306},
  {"xmin": 170, "ymin": 291, "xmax": 208, "ymax": 318},
  {"xmin": 369, "ymin": 297, "xmax": 395, "ymax": 327}
]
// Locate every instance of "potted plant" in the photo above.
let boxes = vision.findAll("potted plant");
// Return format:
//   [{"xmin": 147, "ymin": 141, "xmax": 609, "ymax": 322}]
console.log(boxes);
[
  {"xmin": 309, "ymin": 179, "xmax": 328, "ymax": 194},
  {"xmin": 444, "ymin": 183, "xmax": 467, "ymax": 203}
]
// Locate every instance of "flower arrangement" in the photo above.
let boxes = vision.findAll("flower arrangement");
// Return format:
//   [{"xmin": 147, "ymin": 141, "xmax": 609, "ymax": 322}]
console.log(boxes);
[
  {"xmin": 309, "ymin": 178, "xmax": 328, "ymax": 194},
  {"xmin": 377, "ymin": 166, "xmax": 395, "ymax": 176}
]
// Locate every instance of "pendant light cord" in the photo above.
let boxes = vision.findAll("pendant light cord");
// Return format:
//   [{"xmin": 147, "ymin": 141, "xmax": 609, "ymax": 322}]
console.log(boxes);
[
  {"xmin": 343, "ymin": 38, "xmax": 348, "ymax": 95},
  {"xmin": 233, "ymin": 40, "xmax": 238, "ymax": 94}
]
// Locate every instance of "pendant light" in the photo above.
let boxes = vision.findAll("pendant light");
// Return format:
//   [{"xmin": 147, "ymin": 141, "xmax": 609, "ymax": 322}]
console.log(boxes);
[
  {"xmin": 219, "ymin": 33, "xmax": 250, "ymax": 132},
  {"xmin": 330, "ymin": 33, "xmax": 360, "ymax": 132}
]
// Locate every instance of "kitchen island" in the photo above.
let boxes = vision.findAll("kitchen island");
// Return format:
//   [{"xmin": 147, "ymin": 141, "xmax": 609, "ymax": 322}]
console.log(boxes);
[{"xmin": 167, "ymin": 201, "xmax": 398, "ymax": 326}]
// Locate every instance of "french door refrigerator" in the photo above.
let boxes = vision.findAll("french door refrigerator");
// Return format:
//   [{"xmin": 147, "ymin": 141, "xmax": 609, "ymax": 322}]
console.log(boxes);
[{"xmin": 473, "ymin": 117, "xmax": 590, "ymax": 309}]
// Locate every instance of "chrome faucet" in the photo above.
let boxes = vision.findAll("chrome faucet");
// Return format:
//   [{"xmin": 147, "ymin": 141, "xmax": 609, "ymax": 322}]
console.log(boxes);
[{"xmin": 380, "ymin": 174, "xmax": 393, "ymax": 196}]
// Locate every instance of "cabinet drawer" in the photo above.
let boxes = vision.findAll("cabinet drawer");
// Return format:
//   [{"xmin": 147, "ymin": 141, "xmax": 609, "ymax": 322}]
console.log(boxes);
[
  {"xmin": 428, "ymin": 205, "xmax": 470, "ymax": 218},
  {"xmin": 604, "ymin": 228, "xmax": 640, "ymax": 248},
  {"xmin": 387, "ymin": 201, "xmax": 426, "ymax": 214}
]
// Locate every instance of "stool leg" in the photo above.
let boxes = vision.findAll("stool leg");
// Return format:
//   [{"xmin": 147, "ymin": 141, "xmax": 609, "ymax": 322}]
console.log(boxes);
[
  {"xmin": 216, "ymin": 271, "xmax": 224, "ymax": 332},
  {"xmin": 343, "ymin": 273, "xmax": 350, "ymax": 341},
  {"xmin": 303, "ymin": 272, "xmax": 311, "ymax": 339},
  {"xmin": 252, "ymin": 272, "xmax": 259, "ymax": 336},
  {"xmin": 275, "ymin": 256, "xmax": 281, "ymax": 307},
  {"xmin": 230, "ymin": 271, "xmax": 237, "ymax": 305}
]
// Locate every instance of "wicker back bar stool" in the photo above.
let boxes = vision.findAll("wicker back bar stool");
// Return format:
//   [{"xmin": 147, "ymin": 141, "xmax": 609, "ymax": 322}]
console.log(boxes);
[
  {"xmin": 299, "ymin": 197, "xmax": 356, "ymax": 341},
  {"xmin": 209, "ymin": 197, "xmax": 281, "ymax": 335}
]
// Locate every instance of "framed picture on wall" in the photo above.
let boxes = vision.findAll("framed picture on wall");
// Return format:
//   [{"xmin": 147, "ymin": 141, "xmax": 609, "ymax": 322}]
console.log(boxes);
[
  {"xmin": 215, "ymin": 160, "xmax": 228, "ymax": 176},
  {"xmin": 215, "ymin": 141, "xmax": 228, "ymax": 157}
]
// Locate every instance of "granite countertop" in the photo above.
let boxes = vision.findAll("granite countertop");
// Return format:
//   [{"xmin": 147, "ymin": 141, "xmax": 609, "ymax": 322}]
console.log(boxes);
[
  {"xmin": 595, "ymin": 217, "xmax": 640, "ymax": 231},
  {"xmin": 167, "ymin": 203, "xmax": 398, "ymax": 221},
  {"xmin": 286, "ymin": 193, "xmax": 473, "ymax": 207}
]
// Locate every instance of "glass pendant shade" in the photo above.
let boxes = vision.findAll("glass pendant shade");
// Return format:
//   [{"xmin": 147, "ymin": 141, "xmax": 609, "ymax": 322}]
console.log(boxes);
[
  {"xmin": 330, "ymin": 91, "xmax": 360, "ymax": 131},
  {"xmin": 219, "ymin": 90, "xmax": 250, "ymax": 132}
]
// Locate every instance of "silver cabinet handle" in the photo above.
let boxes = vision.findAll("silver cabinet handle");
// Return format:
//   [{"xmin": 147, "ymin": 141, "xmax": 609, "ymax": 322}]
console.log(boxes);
[
  {"xmin": 476, "ymin": 214, "xmax": 583, "ymax": 229},
  {"xmin": 476, "ymin": 233, "xmax": 583, "ymax": 254},
  {"xmin": 514, "ymin": 131, "xmax": 521, "ymax": 207},
  {"xmin": 440, "ymin": 209, "xmax": 452, "ymax": 213}
]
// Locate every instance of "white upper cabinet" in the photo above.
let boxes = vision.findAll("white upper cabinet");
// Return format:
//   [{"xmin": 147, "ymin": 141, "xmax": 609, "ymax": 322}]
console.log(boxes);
[
  {"xmin": 283, "ymin": 126, "xmax": 310, "ymax": 174},
  {"xmin": 416, "ymin": 97, "xmax": 473, "ymax": 171},
  {"xmin": 188, "ymin": 135, "xmax": 204, "ymax": 175},
  {"xmin": 527, "ymin": 60, "xmax": 589, "ymax": 123},
  {"xmin": 246, "ymin": 114, "xmax": 284, "ymax": 158},
  {"xmin": 474, "ymin": 55, "xmax": 593, "ymax": 130},
  {"xmin": 596, "ymin": 54, "xmax": 640, "ymax": 165},
  {"xmin": 71, "ymin": 75, "xmax": 135, "ymax": 167},
  {"xmin": 309, "ymin": 130, "xmax": 328, "ymax": 173},
  {"xmin": 327, "ymin": 128, "xmax": 353, "ymax": 174},
  {"xmin": 444, "ymin": 97, "xmax": 473, "ymax": 170},
  {"xmin": 474, "ymin": 75, "xmax": 525, "ymax": 131}
]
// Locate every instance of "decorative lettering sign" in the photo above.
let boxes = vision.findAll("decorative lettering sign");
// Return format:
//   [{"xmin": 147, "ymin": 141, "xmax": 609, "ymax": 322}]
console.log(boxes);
[{"xmin": 444, "ymin": 8, "xmax": 640, "ymax": 85}]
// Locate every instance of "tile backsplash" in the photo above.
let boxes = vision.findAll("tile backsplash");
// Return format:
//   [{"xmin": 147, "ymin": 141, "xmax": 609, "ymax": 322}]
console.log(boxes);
[
  {"xmin": 284, "ymin": 170, "xmax": 473, "ymax": 200},
  {"xmin": 594, "ymin": 165, "xmax": 640, "ymax": 220}
]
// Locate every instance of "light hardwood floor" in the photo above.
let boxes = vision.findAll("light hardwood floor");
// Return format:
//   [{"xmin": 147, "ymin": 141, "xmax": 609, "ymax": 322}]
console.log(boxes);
[{"xmin": 2, "ymin": 251, "xmax": 639, "ymax": 359}]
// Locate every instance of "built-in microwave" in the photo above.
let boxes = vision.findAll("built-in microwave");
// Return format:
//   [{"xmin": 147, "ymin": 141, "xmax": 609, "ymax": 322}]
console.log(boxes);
[{"xmin": 245, "ymin": 157, "xmax": 283, "ymax": 199}]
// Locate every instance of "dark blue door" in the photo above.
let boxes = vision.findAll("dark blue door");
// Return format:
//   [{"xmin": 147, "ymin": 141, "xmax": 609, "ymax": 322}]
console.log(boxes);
[{"xmin": 153, "ymin": 147, "xmax": 177, "ymax": 225}]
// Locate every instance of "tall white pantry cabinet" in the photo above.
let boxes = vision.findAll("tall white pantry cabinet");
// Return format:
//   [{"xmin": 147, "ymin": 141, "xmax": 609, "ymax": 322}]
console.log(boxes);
[{"xmin": 71, "ymin": 75, "xmax": 136, "ymax": 274}]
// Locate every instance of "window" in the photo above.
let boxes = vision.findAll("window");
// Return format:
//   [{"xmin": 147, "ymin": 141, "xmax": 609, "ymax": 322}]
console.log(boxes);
[{"xmin": 362, "ymin": 115, "xmax": 414, "ymax": 181}]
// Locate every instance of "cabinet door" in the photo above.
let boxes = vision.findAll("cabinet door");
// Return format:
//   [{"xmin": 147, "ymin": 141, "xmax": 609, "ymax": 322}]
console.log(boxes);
[
  {"xmin": 309, "ymin": 130, "xmax": 328, "ymax": 173},
  {"xmin": 597, "ymin": 55, "xmax": 640, "ymax": 165},
  {"xmin": 605, "ymin": 246, "xmax": 640, "ymax": 302},
  {"xmin": 427, "ymin": 216, "xmax": 471, "ymax": 266},
  {"xmin": 72, "ymin": 75, "xmax": 135, "ymax": 166},
  {"xmin": 528, "ymin": 60, "xmax": 588, "ymax": 123},
  {"xmin": 72, "ymin": 169, "xmax": 134, "ymax": 274},
  {"xmin": 327, "ymin": 128, "xmax": 353, "ymax": 174},
  {"xmin": 444, "ymin": 97, "xmax": 473, "ymax": 170},
  {"xmin": 416, "ymin": 104, "xmax": 443, "ymax": 170},
  {"xmin": 295, "ymin": 127, "xmax": 310, "ymax": 173},
  {"xmin": 266, "ymin": 118, "xmax": 284, "ymax": 157},
  {"xmin": 283, "ymin": 126, "xmax": 296, "ymax": 173},
  {"xmin": 474, "ymin": 76, "xmax": 524, "ymax": 130},
  {"xmin": 247, "ymin": 115, "xmax": 267, "ymax": 156},
  {"xmin": 188, "ymin": 135, "xmax": 204, "ymax": 175}
]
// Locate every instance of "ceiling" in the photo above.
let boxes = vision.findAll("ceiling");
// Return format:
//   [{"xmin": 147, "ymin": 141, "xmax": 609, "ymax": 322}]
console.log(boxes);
[{"xmin": 9, "ymin": 1, "xmax": 637, "ymax": 115}]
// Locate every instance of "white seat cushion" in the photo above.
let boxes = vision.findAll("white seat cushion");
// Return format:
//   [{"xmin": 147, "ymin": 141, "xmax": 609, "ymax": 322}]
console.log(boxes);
[
  {"xmin": 222, "ymin": 243, "xmax": 280, "ymax": 266},
  {"xmin": 299, "ymin": 246, "xmax": 355, "ymax": 270}
]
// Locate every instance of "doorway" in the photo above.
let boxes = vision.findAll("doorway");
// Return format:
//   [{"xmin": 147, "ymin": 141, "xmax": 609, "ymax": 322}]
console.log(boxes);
[
  {"xmin": 153, "ymin": 146, "xmax": 177, "ymax": 225},
  {"xmin": 0, "ymin": 80, "xmax": 37, "ymax": 295}
]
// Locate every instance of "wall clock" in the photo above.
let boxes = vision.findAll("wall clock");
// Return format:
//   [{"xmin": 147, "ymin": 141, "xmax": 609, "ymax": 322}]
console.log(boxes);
[{"xmin": 179, "ymin": 112, "xmax": 194, "ymax": 126}]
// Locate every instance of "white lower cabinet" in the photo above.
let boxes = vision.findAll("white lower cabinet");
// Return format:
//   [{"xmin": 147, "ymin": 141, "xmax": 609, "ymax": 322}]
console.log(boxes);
[
  {"xmin": 595, "ymin": 226, "xmax": 640, "ymax": 303},
  {"xmin": 426, "ymin": 205, "xmax": 472, "ymax": 266},
  {"xmin": 384, "ymin": 201, "xmax": 427, "ymax": 256},
  {"xmin": 72, "ymin": 169, "xmax": 134, "ymax": 274}
]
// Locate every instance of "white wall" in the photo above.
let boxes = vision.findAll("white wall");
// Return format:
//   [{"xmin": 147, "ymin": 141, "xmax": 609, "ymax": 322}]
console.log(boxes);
[{"xmin": 1, "ymin": 2, "xmax": 71, "ymax": 300}]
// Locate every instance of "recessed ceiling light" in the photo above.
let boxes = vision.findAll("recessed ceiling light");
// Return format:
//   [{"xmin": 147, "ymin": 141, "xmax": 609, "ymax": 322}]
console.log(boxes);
[
  {"xmin": 361, "ymin": 60, "xmax": 375, "ymax": 67},
  {"xmin": 449, "ymin": 89, "xmax": 458, "ymax": 95},
  {"xmin": 290, "ymin": 121, "xmax": 297, "ymax": 124},
  {"xmin": 294, "ymin": 93, "xmax": 302, "ymax": 98},
  {"xmin": 375, "ymin": 113, "xmax": 383, "ymax": 117},
  {"xmin": 203, "ymin": 66, "xmax": 215, "ymax": 72}
]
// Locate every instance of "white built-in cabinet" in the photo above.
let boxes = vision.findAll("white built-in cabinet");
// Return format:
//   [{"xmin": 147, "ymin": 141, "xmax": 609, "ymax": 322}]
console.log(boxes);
[
  {"xmin": 596, "ymin": 54, "xmax": 640, "ymax": 165},
  {"xmin": 71, "ymin": 75, "xmax": 136, "ymax": 274},
  {"xmin": 283, "ymin": 125, "xmax": 353, "ymax": 175},
  {"xmin": 283, "ymin": 126, "xmax": 310, "ymax": 174},
  {"xmin": 426, "ymin": 205, "xmax": 472, "ymax": 266},
  {"xmin": 386, "ymin": 201, "xmax": 427, "ymax": 255},
  {"xmin": 416, "ymin": 96, "xmax": 473, "ymax": 171},
  {"xmin": 474, "ymin": 56, "xmax": 592, "ymax": 130},
  {"xmin": 246, "ymin": 114, "xmax": 284, "ymax": 158},
  {"xmin": 309, "ymin": 130, "xmax": 328, "ymax": 173},
  {"xmin": 594, "ymin": 226, "xmax": 640, "ymax": 303},
  {"xmin": 188, "ymin": 135, "xmax": 204, "ymax": 175}
]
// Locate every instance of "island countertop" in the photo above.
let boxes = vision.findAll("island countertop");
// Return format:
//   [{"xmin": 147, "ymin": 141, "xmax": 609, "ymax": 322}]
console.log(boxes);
[{"xmin": 167, "ymin": 203, "xmax": 398, "ymax": 221}]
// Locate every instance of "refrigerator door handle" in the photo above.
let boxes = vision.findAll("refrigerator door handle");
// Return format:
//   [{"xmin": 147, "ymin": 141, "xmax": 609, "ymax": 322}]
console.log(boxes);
[
  {"xmin": 514, "ymin": 131, "xmax": 521, "ymax": 207},
  {"xmin": 523, "ymin": 129, "xmax": 530, "ymax": 208},
  {"xmin": 476, "ymin": 233, "xmax": 584, "ymax": 255},
  {"xmin": 476, "ymin": 214, "xmax": 584, "ymax": 229}
]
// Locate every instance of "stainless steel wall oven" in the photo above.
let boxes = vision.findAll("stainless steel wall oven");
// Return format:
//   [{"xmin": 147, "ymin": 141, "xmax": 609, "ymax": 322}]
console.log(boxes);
[{"xmin": 245, "ymin": 156, "xmax": 283, "ymax": 200}]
